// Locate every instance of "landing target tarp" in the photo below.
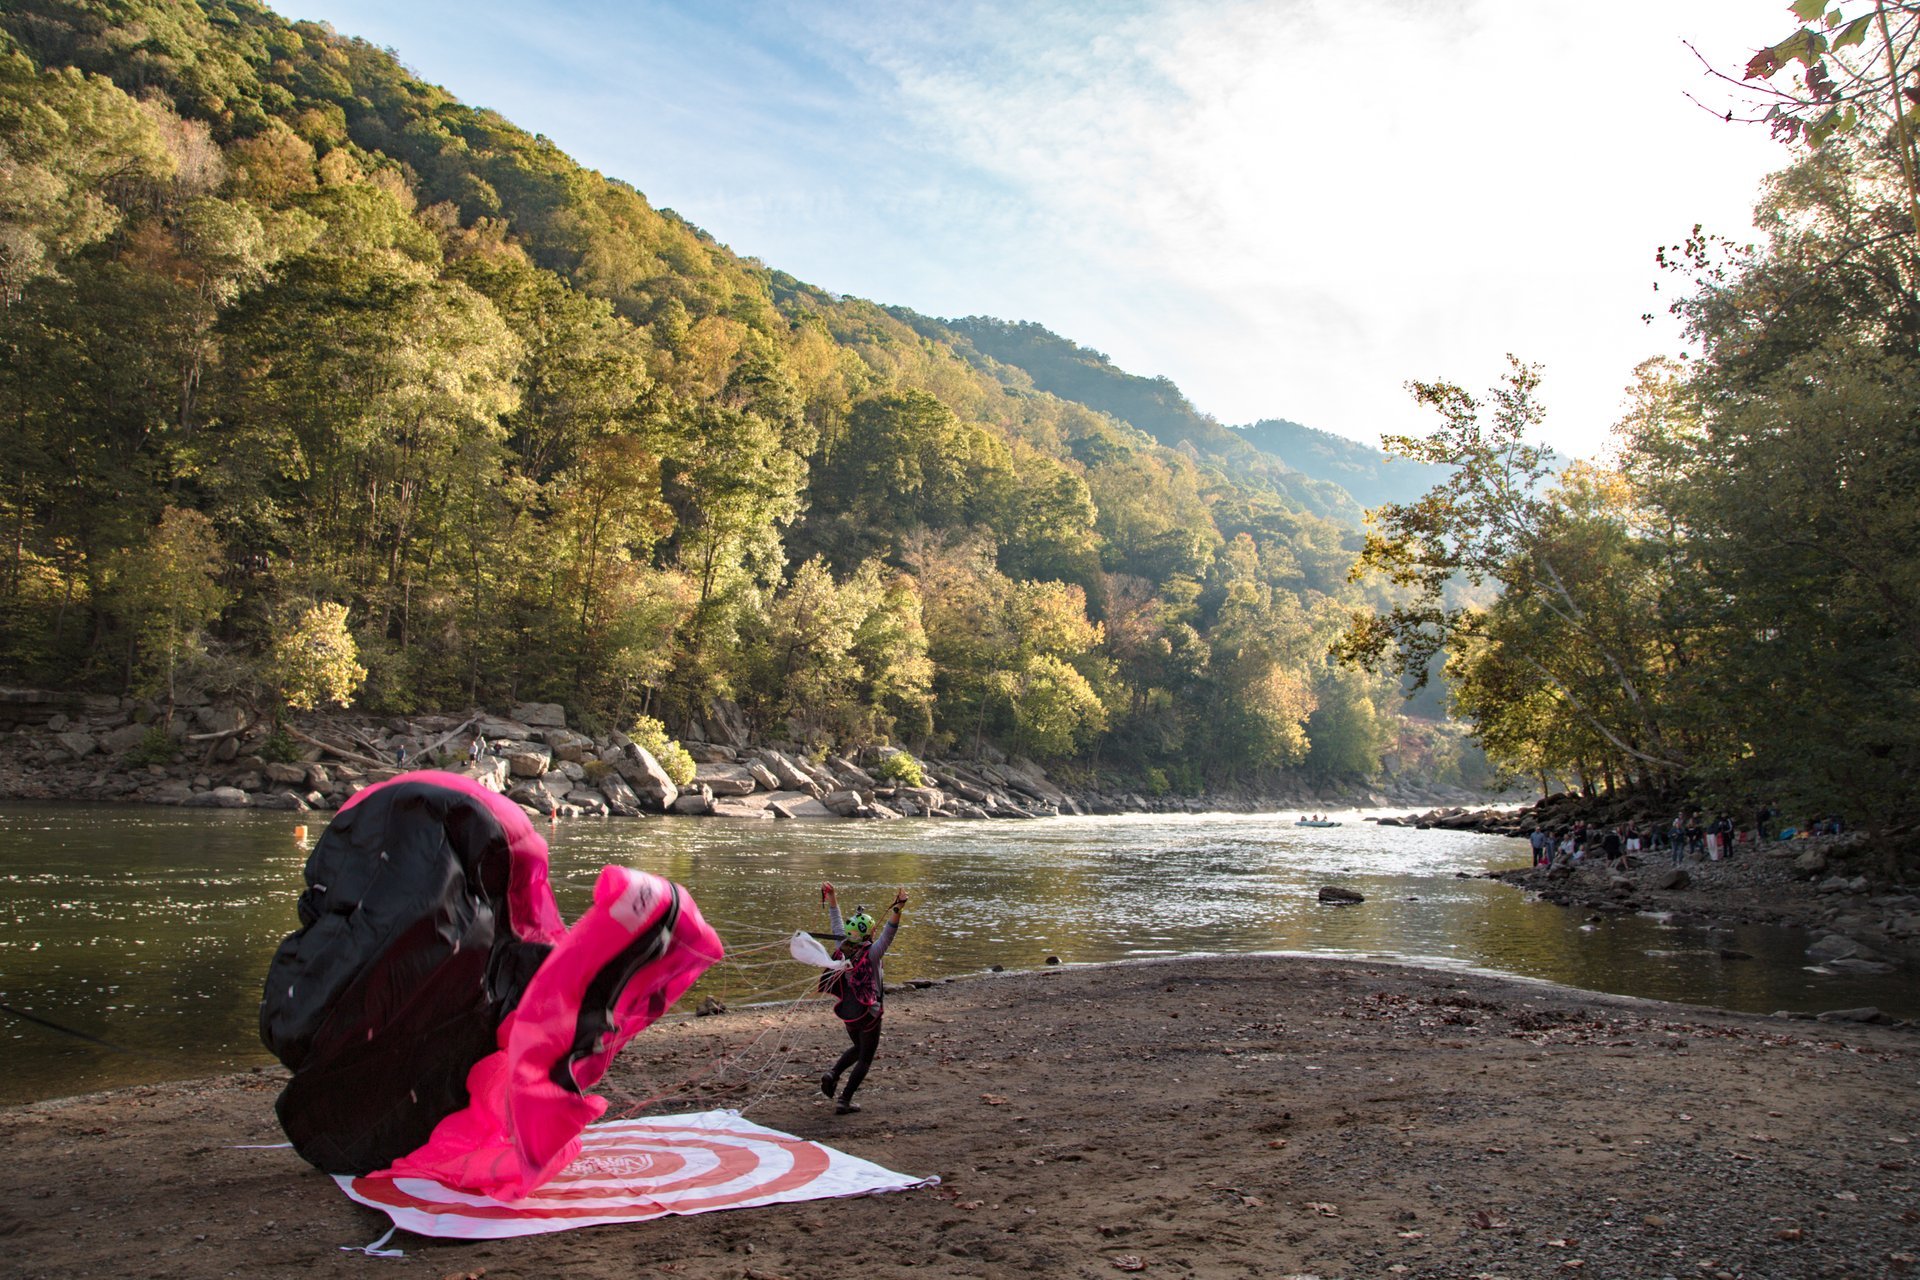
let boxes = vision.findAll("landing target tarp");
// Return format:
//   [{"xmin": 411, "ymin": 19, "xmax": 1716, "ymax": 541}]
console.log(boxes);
[{"xmin": 337, "ymin": 1109, "xmax": 939, "ymax": 1239}]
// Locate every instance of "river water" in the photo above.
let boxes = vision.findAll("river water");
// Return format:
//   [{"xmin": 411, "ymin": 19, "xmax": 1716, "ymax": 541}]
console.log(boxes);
[{"xmin": 1, "ymin": 802, "xmax": 1909, "ymax": 1106}]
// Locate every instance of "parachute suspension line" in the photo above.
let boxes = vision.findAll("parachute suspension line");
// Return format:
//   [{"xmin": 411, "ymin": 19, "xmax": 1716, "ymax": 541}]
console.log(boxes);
[{"xmin": 599, "ymin": 980, "xmax": 820, "ymax": 1121}]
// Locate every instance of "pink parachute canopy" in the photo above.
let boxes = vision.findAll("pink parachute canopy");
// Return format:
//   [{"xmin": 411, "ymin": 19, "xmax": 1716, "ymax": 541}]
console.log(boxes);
[{"xmin": 261, "ymin": 771, "xmax": 724, "ymax": 1199}]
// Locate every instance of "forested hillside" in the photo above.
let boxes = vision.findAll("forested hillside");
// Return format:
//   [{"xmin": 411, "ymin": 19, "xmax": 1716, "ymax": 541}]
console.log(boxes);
[
  {"xmin": 0, "ymin": 0, "xmax": 1464, "ymax": 789},
  {"xmin": 1237, "ymin": 418, "xmax": 1451, "ymax": 512},
  {"xmin": 926, "ymin": 315, "xmax": 1365, "ymax": 525}
]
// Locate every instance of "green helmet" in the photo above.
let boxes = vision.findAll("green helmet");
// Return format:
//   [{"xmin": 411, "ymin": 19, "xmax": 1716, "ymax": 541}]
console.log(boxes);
[{"xmin": 845, "ymin": 910, "xmax": 875, "ymax": 938}]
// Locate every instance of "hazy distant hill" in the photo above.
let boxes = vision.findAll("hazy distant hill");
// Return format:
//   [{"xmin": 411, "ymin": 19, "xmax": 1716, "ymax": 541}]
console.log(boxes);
[
  {"xmin": 1236, "ymin": 419, "xmax": 1451, "ymax": 512},
  {"xmin": 923, "ymin": 315, "xmax": 1369, "ymax": 525}
]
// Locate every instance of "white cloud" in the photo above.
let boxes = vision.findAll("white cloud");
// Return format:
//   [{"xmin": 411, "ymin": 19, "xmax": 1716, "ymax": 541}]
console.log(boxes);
[{"xmin": 294, "ymin": 0, "xmax": 1789, "ymax": 458}]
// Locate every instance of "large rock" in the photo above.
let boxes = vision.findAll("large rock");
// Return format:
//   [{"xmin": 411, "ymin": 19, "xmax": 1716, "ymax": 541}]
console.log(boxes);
[
  {"xmin": 476, "ymin": 714, "xmax": 533, "ymax": 740},
  {"xmin": 195, "ymin": 704, "xmax": 246, "ymax": 734},
  {"xmin": 509, "ymin": 780, "xmax": 563, "ymax": 812},
  {"xmin": 753, "ymin": 750, "xmax": 822, "ymax": 797},
  {"xmin": 616, "ymin": 744, "xmax": 679, "ymax": 812},
  {"xmin": 1317, "ymin": 885, "xmax": 1366, "ymax": 904},
  {"xmin": 546, "ymin": 730, "xmax": 595, "ymax": 763},
  {"xmin": 744, "ymin": 758, "xmax": 781, "ymax": 792},
  {"xmin": 670, "ymin": 786, "xmax": 714, "ymax": 816},
  {"xmin": 697, "ymin": 697, "xmax": 751, "ymax": 748},
  {"xmin": 1806, "ymin": 933, "xmax": 1873, "ymax": 964},
  {"xmin": 1649, "ymin": 867, "xmax": 1691, "ymax": 891},
  {"xmin": 1793, "ymin": 848, "xmax": 1830, "ymax": 878},
  {"xmin": 264, "ymin": 762, "xmax": 308, "ymax": 786},
  {"xmin": 185, "ymin": 786, "xmax": 250, "ymax": 808},
  {"xmin": 53, "ymin": 730, "xmax": 97, "ymax": 759},
  {"xmin": 827, "ymin": 754, "xmax": 877, "ymax": 788},
  {"xmin": 511, "ymin": 702, "xmax": 568, "ymax": 729},
  {"xmin": 711, "ymin": 798, "xmax": 775, "ymax": 820},
  {"xmin": 100, "ymin": 723, "xmax": 151, "ymax": 753},
  {"xmin": 692, "ymin": 763, "xmax": 757, "ymax": 796},
  {"xmin": 769, "ymin": 795, "xmax": 836, "ymax": 820},
  {"xmin": 591, "ymin": 775, "xmax": 636, "ymax": 817},
  {"xmin": 504, "ymin": 744, "xmax": 553, "ymax": 778},
  {"xmin": 820, "ymin": 788, "xmax": 866, "ymax": 817},
  {"xmin": 147, "ymin": 779, "xmax": 196, "ymax": 805}
]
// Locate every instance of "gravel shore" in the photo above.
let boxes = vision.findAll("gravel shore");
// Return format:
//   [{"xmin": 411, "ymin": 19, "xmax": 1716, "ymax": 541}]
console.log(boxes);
[{"xmin": 4, "ymin": 954, "xmax": 1916, "ymax": 1280}]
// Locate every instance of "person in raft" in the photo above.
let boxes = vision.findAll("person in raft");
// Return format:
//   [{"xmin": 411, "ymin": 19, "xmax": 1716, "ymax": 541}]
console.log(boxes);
[{"xmin": 818, "ymin": 881, "xmax": 907, "ymax": 1114}]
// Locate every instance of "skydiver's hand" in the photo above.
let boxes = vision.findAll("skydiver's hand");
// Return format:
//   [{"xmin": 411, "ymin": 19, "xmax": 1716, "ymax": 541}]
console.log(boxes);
[
  {"xmin": 891, "ymin": 889, "xmax": 909, "ymax": 912},
  {"xmin": 821, "ymin": 882, "xmax": 837, "ymax": 902}
]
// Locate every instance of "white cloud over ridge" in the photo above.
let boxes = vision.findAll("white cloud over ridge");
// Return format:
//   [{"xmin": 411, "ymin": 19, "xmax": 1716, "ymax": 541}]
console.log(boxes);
[{"xmin": 298, "ymin": 0, "xmax": 1787, "ymax": 459}]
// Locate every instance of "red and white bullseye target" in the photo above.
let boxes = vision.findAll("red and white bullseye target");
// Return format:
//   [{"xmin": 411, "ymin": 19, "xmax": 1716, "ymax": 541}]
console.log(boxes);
[{"xmin": 336, "ymin": 1110, "xmax": 938, "ymax": 1239}]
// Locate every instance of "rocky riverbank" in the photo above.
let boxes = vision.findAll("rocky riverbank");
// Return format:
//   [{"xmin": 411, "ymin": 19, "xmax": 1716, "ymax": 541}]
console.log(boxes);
[
  {"xmin": 1370, "ymin": 793, "xmax": 1920, "ymax": 988},
  {"xmin": 0, "ymin": 687, "xmax": 1493, "ymax": 821}
]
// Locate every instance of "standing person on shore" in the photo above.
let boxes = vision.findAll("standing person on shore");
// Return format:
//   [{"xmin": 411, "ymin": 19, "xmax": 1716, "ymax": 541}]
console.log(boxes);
[{"xmin": 818, "ymin": 881, "xmax": 908, "ymax": 1115}]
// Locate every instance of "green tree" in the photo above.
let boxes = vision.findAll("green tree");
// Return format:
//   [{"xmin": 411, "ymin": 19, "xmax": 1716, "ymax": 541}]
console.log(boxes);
[
  {"xmin": 110, "ymin": 505, "xmax": 225, "ymax": 707},
  {"xmin": 272, "ymin": 600, "xmax": 366, "ymax": 711}
]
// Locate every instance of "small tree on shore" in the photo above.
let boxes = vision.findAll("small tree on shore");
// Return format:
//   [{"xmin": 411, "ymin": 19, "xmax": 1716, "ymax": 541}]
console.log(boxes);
[{"xmin": 271, "ymin": 601, "xmax": 367, "ymax": 713}]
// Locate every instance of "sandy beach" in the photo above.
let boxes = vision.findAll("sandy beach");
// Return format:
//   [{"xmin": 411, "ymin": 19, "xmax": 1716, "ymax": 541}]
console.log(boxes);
[{"xmin": 3, "ymin": 954, "xmax": 1916, "ymax": 1280}]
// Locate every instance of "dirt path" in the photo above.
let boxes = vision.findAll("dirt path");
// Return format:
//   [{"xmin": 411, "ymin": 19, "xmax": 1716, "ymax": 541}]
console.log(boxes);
[{"xmin": 3, "ymin": 955, "xmax": 1915, "ymax": 1280}]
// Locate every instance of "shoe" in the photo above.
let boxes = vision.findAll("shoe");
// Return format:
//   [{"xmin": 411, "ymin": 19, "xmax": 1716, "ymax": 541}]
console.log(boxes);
[
  {"xmin": 820, "ymin": 1073, "xmax": 837, "ymax": 1099},
  {"xmin": 835, "ymin": 1099, "xmax": 861, "ymax": 1114}
]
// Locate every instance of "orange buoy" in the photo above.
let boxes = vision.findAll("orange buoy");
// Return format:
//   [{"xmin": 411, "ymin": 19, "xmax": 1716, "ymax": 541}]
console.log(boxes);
[{"xmin": 293, "ymin": 824, "xmax": 308, "ymax": 844}]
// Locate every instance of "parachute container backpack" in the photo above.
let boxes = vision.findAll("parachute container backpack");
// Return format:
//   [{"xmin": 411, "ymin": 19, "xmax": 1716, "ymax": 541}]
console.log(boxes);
[{"xmin": 259, "ymin": 771, "xmax": 723, "ymax": 1195}]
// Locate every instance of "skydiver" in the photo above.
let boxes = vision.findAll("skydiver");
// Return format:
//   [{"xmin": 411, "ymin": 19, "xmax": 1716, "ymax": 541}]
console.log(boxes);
[{"xmin": 817, "ymin": 880, "xmax": 907, "ymax": 1115}]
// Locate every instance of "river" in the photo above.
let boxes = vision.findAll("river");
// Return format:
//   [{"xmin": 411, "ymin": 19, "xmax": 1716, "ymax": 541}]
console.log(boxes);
[{"xmin": 1, "ymin": 801, "xmax": 1909, "ymax": 1106}]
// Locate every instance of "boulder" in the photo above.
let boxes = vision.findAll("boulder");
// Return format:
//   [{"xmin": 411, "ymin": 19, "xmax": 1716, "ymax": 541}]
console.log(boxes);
[
  {"xmin": 185, "ymin": 786, "xmax": 250, "ymax": 808},
  {"xmin": 711, "ymin": 798, "xmax": 775, "ymax": 820},
  {"xmin": 147, "ymin": 780, "xmax": 196, "ymax": 805},
  {"xmin": 255, "ymin": 790, "xmax": 310, "ymax": 811},
  {"xmin": 1815, "ymin": 1006, "xmax": 1891, "ymax": 1023},
  {"xmin": 264, "ymin": 762, "xmax": 308, "ymax": 786},
  {"xmin": 754, "ymin": 750, "xmax": 822, "ymax": 797},
  {"xmin": 1317, "ymin": 886, "xmax": 1365, "ymax": 904},
  {"xmin": 508, "ymin": 780, "xmax": 562, "ymax": 812},
  {"xmin": 820, "ymin": 789, "xmax": 866, "ymax": 817},
  {"xmin": 692, "ymin": 763, "xmax": 758, "ymax": 796},
  {"xmin": 867, "ymin": 799, "xmax": 903, "ymax": 821},
  {"xmin": 598, "ymin": 772, "xmax": 644, "ymax": 818},
  {"xmin": 670, "ymin": 786, "xmax": 714, "ymax": 816},
  {"xmin": 1823, "ymin": 957, "xmax": 1897, "ymax": 975},
  {"xmin": 1650, "ymin": 867, "xmax": 1691, "ymax": 891},
  {"xmin": 744, "ymin": 758, "xmax": 781, "ymax": 792},
  {"xmin": 616, "ymin": 744, "xmax": 679, "ymax": 812},
  {"xmin": 213, "ymin": 736, "xmax": 240, "ymax": 762},
  {"xmin": 566, "ymin": 789, "xmax": 610, "ymax": 818},
  {"xmin": 195, "ymin": 704, "xmax": 246, "ymax": 734},
  {"xmin": 511, "ymin": 702, "xmax": 568, "ymax": 728},
  {"xmin": 769, "ymin": 795, "xmax": 836, "ymax": 820},
  {"xmin": 302, "ymin": 762, "xmax": 331, "ymax": 789},
  {"xmin": 699, "ymin": 697, "xmax": 751, "ymax": 748},
  {"xmin": 230, "ymin": 770, "xmax": 264, "ymax": 792},
  {"xmin": 826, "ymin": 754, "xmax": 877, "ymax": 788},
  {"xmin": 1793, "ymin": 848, "xmax": 1829, "ymax": 878},
  {"xmin": 1806, "ymin": 933, "xmax": 1872, "ymax": 964},
  {"xmin": 54, "ymin": 730, "xmax": 97, "ymax": 760},
  {"xmin": 100, "ymin": 723, "xmax": 151, "ymax": 753},
  {"xmin": 505, "ymin": 745, "xmax": 553, "ymax": 778},
  {"xmin": 476, "ymin": 714, "xmax": 533, "ymax": 740},
  {"xmin": 547, "ymin": 730, "xmax": 595, "ymax": 763},
  {"xmin": 685, "ymin": 742, "xmax": 738, "ymax": 764}
]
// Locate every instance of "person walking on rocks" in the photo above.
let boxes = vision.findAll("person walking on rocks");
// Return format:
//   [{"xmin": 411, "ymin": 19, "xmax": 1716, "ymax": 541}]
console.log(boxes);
[{"xmin": 818, "ymin": 881, "xmax": 907, "ymax": 1115}]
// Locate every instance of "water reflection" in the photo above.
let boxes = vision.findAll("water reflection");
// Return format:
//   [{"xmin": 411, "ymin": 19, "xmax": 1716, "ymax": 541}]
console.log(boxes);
[{"xmin": 0, "ymin": 803, "xmax": 1908, "ymax": 1106}]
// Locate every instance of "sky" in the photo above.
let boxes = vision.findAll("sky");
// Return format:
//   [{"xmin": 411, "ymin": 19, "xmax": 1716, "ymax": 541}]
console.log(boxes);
[{"xmin": 288, "ymin": 0, "xmax": 1791, "ymax": 460}]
